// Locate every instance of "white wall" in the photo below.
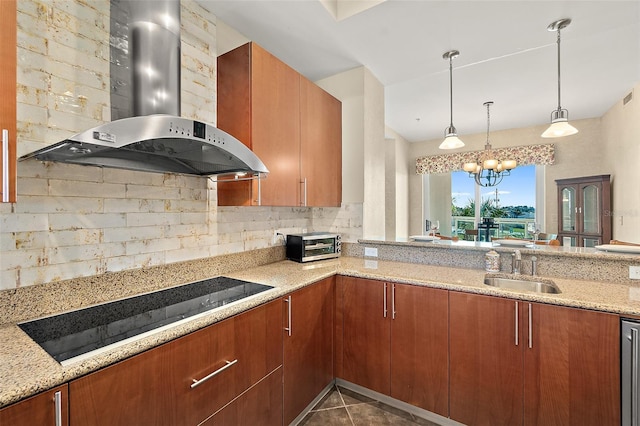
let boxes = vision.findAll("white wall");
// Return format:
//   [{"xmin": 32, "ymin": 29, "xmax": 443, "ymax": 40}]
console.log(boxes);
[
  {"xmin": 601, "ymin": 84, "xmax": 640, "ymax": 240},
  {"xmin": 315, "ymin": 66, "xmax": 385, "ymax": 241},
  {"xmin": 384, "ymin": 127, "xmax": 410, "ymax": 238}
]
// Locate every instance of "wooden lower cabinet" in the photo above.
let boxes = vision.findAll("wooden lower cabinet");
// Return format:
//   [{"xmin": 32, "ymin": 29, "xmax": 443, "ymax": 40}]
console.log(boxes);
[
  {"xmin": 450, "ymin": 291, "xmax": 620, "ymax": 426},
  {"xmin": 337, "ymin": 276, "xmax": 449, "ymax": 416},
  {"xmin": 69, "ymin": 300, "xmax": 282, "ymax": 426},
  {"xmin": 283, "ymin": 277, "xmax": 334, "ymax": 425},
  {"xmin": 201, "ymin": 367, "xmax": 283, "ymax": 426},
  {"xmin": 524, "ymin": 302, "xmax": 620, "ymax": 425},
  {"xmin": 450, "ymin": 292, "xmax": 524, "ymax": 425},
  {"xmin": 0, "ymin": 385, "xmax": 68, "ymax": 426},
  {"xmin": 390, "ymin": 282, "xmax": 448, "ymax": 416}
]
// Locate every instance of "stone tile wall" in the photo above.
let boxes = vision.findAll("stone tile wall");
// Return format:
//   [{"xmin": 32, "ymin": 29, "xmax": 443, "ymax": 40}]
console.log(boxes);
[{"xmin": 0, "ymin": 0, "xmax": 363, "ymax": 290}]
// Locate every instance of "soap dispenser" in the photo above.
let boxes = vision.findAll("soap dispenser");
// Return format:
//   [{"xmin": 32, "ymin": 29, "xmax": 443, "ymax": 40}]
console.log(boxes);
[{"xmin": 485, "ymin": 250, "xmax": 500, "ymax": 273}]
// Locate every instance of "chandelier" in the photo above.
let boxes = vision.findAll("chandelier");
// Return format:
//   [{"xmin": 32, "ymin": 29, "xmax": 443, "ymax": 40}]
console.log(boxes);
[{"xmin": 463, "ymin": 101, "xmax": 516, "ymax": 187}]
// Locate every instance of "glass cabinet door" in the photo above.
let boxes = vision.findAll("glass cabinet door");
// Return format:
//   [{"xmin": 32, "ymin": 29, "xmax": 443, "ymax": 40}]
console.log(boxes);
[
  {"xmin": 582, "ymin": 184, "xmax": 600, "ymax": 234},
  {"xmin": 561, "ymin": 187, "xmax": 576, "ymax": 232}
]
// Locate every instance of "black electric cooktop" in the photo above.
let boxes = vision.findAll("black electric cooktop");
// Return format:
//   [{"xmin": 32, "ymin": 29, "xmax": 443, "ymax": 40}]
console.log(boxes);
[{"xmin": 18, "ymin": 277, "xmax": 274, "ymax": 364}]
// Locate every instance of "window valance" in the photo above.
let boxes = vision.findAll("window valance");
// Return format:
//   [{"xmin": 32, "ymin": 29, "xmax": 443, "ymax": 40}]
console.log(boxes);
[{"xmin": 415, "ymin": 143, "xmax": 555, "ymax": 175}]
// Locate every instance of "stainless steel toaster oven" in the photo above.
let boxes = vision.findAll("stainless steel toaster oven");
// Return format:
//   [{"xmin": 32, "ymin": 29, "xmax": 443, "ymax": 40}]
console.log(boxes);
[{"xmin": 286, "ymin": 232, "xmax": 341, "ymax": 262}]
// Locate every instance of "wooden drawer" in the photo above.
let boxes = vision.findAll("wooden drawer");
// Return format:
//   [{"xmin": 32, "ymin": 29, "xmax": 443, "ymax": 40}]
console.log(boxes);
[
  {"xmin": 201, "ymin": 367, "xmax": 283, "ymax": 426},
  {"xmin": 0, "ymin": 385, "xmax": 68, "ymax": 426},
  {"xmin": 70, "ymin": 300, "xmax": 282, "ymax": 425}
]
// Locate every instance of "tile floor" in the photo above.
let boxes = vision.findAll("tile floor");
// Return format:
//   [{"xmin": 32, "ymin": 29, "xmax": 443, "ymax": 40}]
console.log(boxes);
[{"xmin": 298, "ymin": 385, "xmax": 443, "ymax": 426}]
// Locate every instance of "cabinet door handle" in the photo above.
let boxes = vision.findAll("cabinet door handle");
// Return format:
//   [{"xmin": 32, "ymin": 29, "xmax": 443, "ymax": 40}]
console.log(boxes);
[
  {"xmin": 284, "ymin": 295, "xmax": 292, "ymax": 336},
  {"xmin": 383, "ymin": 283, "xmax": 387, "ymax": 318},
  {"xmin": 300, "ymin": 178, "xmax": 307, "ymax": 206},
  {"xmin": 54, "ymin": 390, "xmax": 62, "ymax": 426},
  {"xmin": 515, "ymin": 301, "xmax": 519, "ymax": 346},
  {"xmin": 2, "ymin": 129, "xmax": 8, "ymax": 203},
  {"xmin": 391, "ymin": 283, "xmax": 396, "ymax": 320},
  {"xmin": 632, "ymin": 328, "xmax": 639, "ymax": 426},
  {"xmin": 191, "ymin": 359, "xmax": 238, "ymax": 389},
  {"xmin": 528, "ymin": 303, "xmax": 532, "ymax": 349}
]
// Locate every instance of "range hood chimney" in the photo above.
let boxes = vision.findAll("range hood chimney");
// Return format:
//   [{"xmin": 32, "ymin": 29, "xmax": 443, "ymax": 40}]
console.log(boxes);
[{"xmin": 20, "ymin": 0, "xmax": 268, "ymax": 178}]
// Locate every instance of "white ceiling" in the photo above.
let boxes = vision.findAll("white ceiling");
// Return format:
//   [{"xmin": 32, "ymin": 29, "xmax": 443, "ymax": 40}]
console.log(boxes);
[{"xmin": 199, "ymin": 1, "xmax": 640, "ymax": 143}]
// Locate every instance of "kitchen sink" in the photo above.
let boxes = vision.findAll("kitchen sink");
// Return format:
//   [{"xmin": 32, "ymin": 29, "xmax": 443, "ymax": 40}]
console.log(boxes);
[{"xmin": 484, "ymin": 275, "xmax": 561, "ymax": 294}]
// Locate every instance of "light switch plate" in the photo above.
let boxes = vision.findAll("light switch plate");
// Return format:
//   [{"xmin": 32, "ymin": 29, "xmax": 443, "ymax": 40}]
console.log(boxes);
[
  {"xmin": 364, "ymin": 247, "xmax": 378, "ymax": 257},
  {"xmin": 630, "ymin": 266, "xmax": 640, "ymax": 280}
]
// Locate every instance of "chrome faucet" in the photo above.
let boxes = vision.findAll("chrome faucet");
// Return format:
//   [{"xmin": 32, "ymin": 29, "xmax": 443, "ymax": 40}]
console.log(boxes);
[
  {"xmin": 531, "ymin": 256, "xmax": 538, "ymax": 276},
  {"xmin": 512, "ymin": 250, "xmax": 521, "ymax": 275}
]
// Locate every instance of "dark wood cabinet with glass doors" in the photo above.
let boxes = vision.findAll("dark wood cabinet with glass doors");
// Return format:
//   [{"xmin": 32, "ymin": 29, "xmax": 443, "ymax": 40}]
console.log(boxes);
[{"xmin": 556, "ymin": 175, "xmax": 611, "ymax": 247}]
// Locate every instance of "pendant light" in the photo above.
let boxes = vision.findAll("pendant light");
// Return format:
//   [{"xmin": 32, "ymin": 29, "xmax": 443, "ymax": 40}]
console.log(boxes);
[
  {"xmin": 439, "ymin": 50, "xmax": 464, "ymax": 149},
  {"xmin": 542, "ymin": 18, "xmax": 578, "ymax": 138},
  {"xmin": 463, "ymin": 101, "xmax": 517, "ymax": 187}
]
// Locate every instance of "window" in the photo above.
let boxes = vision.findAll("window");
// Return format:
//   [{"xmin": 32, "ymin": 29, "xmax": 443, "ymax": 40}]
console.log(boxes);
[{"xmin": 451, "ymin": 165, "xmax": 537, "ymax": 239}]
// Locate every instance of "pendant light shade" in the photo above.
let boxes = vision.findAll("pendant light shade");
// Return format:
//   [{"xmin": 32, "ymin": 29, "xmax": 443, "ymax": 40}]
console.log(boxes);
[
  {"xmin": 439, "ymin": 50, "xmax": 464, "ymax": 149},
  {"xmin": 542, "ymin": 18, "xmax": 578, "ymax": 138}
]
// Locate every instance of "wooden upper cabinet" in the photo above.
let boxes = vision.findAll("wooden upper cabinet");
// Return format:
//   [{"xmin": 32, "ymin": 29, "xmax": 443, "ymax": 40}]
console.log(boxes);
[
  {"xmin": 0, "ymin": 0, "xmax": 17, "ymax": 203},
  {"xmin": 217, "ymin": 42, "xmax": 342, "ymax": 207},
  {"xmin": 300, "ymin": 76, "xmax": 342, "ymax": 207},
  {"xmin": 0, "ymin": 385, "xmax": 68, "ymax": 426}
]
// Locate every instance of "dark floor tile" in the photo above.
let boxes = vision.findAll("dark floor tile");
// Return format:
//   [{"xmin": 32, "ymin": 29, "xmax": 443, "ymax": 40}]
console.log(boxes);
[
  {"xmin": 337, "ymin": 385, "xmax": 376, "ymax": 406},
  {"xmin": 298, "ymin": 407, "xmax": 353, "ymax": 426},
  {"xmin": 347, "ymin": 403, "xmax": 420, "ymax": 425},
  {"xmin": 314, "ymin": 388, "xmax": 346, "ymax": 410}
]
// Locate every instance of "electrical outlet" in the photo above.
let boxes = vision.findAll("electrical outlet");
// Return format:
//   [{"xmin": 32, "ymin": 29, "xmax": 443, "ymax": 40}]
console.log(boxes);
[
  {"xmin": 630, "ymin": 266, "xmax": 640, "ymax": 280},
  {"xmin": 364, "ymin": 247, "xmax": 378, "ymax": 257},
  {"xmin": 273, "ymin": 231, "xmax": 283, "ymax": 245}
]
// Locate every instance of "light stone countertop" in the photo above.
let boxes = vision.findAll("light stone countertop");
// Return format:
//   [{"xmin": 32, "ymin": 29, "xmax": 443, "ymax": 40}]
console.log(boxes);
[{"xmin": 2, "ymin": 256, "xmax": 640, "ymax": 409}]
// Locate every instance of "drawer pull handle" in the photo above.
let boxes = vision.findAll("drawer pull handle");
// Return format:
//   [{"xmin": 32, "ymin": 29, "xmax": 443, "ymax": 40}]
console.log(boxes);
[
  {"xmin": 54, "ymin": 390, "xmax": 62, "ymax": 426},
  {"xmin": 190, "ymin": 359, "xmax": 238, "ymax": 389}
]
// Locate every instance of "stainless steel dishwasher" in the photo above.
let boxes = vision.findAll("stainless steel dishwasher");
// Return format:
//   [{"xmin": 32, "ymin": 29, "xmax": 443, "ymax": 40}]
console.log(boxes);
[{"xmin": 623, "ymin": 319, "xmax": 640, "ymax": 426}]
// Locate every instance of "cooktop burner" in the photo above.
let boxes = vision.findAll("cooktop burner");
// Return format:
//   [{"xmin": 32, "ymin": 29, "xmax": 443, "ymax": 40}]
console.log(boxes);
[{"xmin": 18, "ymin": 276, "xmax": 274, "ymax": 365}]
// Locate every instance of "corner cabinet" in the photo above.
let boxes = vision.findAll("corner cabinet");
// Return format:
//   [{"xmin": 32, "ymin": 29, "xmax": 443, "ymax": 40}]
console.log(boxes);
[
  {"xmin": 556, "ymin": 175, "xmax": 611, "ymax": 247},
  {"xmin": 216, "ymin": 42, "xmax": 342, "ymax": 207},
  {"xmin": 0, "ymin": 0, "xmax": 17, "ymax": 203},
  {"xmin": 335, "ymin": 276, "xmax": 449, "ymax": 417}
]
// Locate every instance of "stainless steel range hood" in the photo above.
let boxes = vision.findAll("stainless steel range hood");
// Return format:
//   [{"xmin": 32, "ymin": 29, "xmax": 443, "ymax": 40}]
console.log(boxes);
[{"xmin": 19, "ymin": 0, "xmax": 268, "ymax": 178}]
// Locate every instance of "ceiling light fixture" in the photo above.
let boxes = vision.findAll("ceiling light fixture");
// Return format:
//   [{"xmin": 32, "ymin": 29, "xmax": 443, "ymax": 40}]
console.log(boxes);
[
  {"xmin": 542, "ymin": 18, "xmax": 578, "ymax": 138},
  {"xmin": 439, "ymin": 50, "xmax": 464, "ymax": 149},
  {"xmin": 463, "ymin": 101, "xmax": 516, "ymax": 187}
]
